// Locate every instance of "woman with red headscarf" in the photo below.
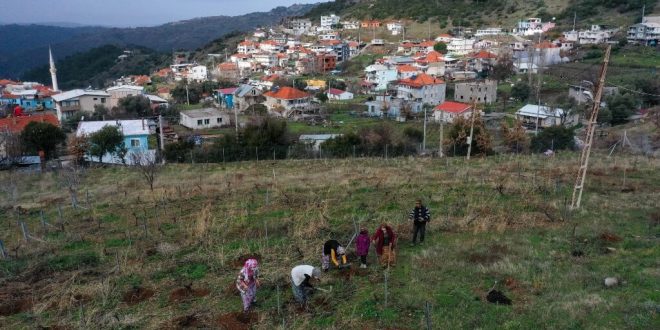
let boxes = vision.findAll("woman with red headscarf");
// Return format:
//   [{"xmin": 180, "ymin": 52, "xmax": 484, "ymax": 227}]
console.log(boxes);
[
  {"xmin": 371, "ymin": 223, "xmax": 396, "ymax": 267},
  {"xmin": 236, "ymin": 258, "xmax": 260, "ymax": 312}
]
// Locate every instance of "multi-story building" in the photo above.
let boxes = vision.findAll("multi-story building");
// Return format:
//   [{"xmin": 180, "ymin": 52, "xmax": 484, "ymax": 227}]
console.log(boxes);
[
  {"xmin": 106, "ymin": 85, "xmax": 144, "ymax": 108},
  {"xmin": 627, "ymin": 16, "xmax": 660, "ymax": 45},
  {"xmin": 475, "ymin": 28, "xmax": 503, "ymax": 37},
  {"xmin": 578, "ymin": 25, "xmax": 618, "ymax": 44},
  {"xmin": 513, "ymin": 18, "xmax": 555, "ymax": 36},
  {"xmin": 321, "ymin": 14, "xmax": 341, "ymax": 29},
  {"xmin": 454, "ymin": 79, "xmax": 497, "ymax": 104},
  {"xmin": 364, "ymin": 63, "xmax": 398, "ymax": 91},
  {"xmin": 447, "ymin": 38, "xmax": 475, "ymax": 56},
  {"xmin": 395, "ymin": 73, "xmax": 446, "ymax": 112},
  {"xmin": 52, "ymin": 89, "xmax": 110, "ymax": 120},
  {"xmin": 290, "ymin": 19, "xmax": 312, "ymax": 33}
]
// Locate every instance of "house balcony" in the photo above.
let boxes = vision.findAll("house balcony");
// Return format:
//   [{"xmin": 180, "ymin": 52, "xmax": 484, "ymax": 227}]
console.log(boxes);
[{"xmin": 61, "ymin": 105, "xmax": 81, "ymax": 112}]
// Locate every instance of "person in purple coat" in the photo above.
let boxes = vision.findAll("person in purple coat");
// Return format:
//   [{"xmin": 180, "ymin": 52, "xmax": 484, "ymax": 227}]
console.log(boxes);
[{"xmin": 356, "ymin": 227, "xmax": 371, "ymax": 268}]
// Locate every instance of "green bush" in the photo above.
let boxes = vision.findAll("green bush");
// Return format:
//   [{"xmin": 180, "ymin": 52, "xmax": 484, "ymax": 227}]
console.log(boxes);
[
  {"xmin": 175, "ymin": 263, "xmax": 208, "ymax": 280},
  {"xmin": 48, "ymin": 252, "xmax": 99, "ymax": 271},
  {"xmin": 530, "ymin": 126, "xmax": 575, "ymax": 152}
]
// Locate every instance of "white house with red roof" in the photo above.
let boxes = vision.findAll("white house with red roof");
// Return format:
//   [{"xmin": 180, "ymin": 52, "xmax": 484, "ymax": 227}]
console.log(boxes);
[
  {"xmin": 433, "ymin": 101, "xmax": 476, "ymax": 123},
  {"xmin": 238, "ymin": 40, "xmax": 259, "ymax": 54},
  {"xmin": 263, "ymin": 87, "xmax": 313, "ymax": 117},
  {"xmin": 327, "ymin": 88, "xmax": 353, "ymax": 101},
  {"xmin": 397, "ymin": 64, "xmax": 422, "ymax": 79},
  {"xmin": 395, "ymin": 73, "xmax": 446, "ymax": 110}
]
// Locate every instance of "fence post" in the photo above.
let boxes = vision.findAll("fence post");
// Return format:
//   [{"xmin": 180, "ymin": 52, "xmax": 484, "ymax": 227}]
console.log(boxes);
[
  {"xmin": 0, "ymin": 240, "xmax": 7, "ymax": 259},
  {"xmin": 384, "ymin": 270, "xmax": 389, "ymax": 307},
  {"xmin": 40, "ymin": 210, "xmax": 48, "ymax": 234},
  {"xmin": 425, "ymin": 301, "xmax": 432, "ymax": 330},
  {"xmin": 256, "ymin": 147, "xmax": 259, "ymax": 161},
  {"xmin": 20, "ymin": 221, "xmax": 29, "ymax": 242}
]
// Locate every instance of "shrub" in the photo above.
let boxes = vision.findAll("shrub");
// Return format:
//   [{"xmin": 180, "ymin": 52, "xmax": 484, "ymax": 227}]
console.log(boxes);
[{"xmin": 530, "ymin": 126, "xmax": 575, "ymax": 152}]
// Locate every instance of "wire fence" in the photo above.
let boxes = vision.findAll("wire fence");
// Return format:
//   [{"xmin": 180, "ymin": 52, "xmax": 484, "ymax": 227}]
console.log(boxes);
[{"xmin": 165, "ymin": 140, "xmax": 490, "ymax": 164}]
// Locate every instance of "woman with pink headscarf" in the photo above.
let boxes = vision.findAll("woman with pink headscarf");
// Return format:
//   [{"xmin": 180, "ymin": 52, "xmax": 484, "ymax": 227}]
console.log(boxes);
[{"xmin": 236, "ymin": 258, "xmax": 260, "ymax": 312}]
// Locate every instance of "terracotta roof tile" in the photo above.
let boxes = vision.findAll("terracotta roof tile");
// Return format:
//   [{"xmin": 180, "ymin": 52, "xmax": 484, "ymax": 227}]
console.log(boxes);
[
  {"xmin": 398, "ymin": 73, "xmax": 444, "ymax": 88},
  {"xmin": 0, "ymin": 113, "xmax": 59, "ymax": 133},
  {"xmin": 263, "ymin": 86, "xmax": 310, "ymax": 100},
  {"xmin": 435, "ymin": 101, "xmax": 472, "ymax": 113}
]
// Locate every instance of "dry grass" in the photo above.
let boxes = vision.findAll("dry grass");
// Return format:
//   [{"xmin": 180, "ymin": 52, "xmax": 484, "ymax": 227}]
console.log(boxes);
[{"xmin": 0, "ymin": 152, "xmax": 658, "ymax": 328}]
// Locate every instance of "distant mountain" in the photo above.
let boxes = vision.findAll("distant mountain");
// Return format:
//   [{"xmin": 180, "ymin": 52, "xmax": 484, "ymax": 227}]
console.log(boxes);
[
  {"xmin": 0, "ymin": 4, "xmax": 316, "ymax": 79},
  {"xmin": 21, "ymin": 45, "xmax": 170, "ymax": 90}
]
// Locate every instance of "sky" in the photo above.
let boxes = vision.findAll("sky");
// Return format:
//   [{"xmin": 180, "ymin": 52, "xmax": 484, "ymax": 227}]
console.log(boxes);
[{"xmin": 0, "ymin": 0, "xmax": 325, "ymax": 27}]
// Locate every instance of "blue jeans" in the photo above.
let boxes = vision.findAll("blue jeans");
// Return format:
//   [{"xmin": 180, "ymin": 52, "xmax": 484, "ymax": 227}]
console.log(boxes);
[{"xmin": 291, "ymin": 280, "xmax": 306, "ymax": 304}]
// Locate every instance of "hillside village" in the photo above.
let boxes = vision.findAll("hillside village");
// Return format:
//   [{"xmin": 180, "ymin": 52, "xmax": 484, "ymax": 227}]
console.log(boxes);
[
  {"xmin": 1, "ymin": 10, "xmax": 659, "ymax": 166},
  {"xmin": 0, "ymin": 2, "xmax": 659, "ymax": 329}
]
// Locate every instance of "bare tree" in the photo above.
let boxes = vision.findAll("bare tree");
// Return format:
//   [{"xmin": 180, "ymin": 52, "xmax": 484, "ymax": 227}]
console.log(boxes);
[
  {"xmin": 0, "ymin": 170, "xmax": 20, "ymax": 208},
  {"xmin": 0, "ymin": 129, "xmax": 23, "ymax": 167},
  {"xmin": 130, "ymin": 151, "xmax": 160, "ymax": 191},
  {"xmin": 59, "ymin": 166, "xmax": 83, "ymax": 209}
]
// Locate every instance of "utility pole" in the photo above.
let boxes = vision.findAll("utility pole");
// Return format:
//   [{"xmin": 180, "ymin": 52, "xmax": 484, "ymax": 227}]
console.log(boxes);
[
  {"xmin": 185, "ymin": 83, "xmax": 190, "ymax": 106},
  {"xmin": 423, "ymin": 105, "xmax": 427, "ymax": 152},
  {"xmin": 158, "ymin": 115, "xmax": 165, "ymax": 164},
  {"xmin": 571, "ymin": 45, "xmax": 611, "ymax": 210},
  {"xmin": 535, "ymin": 34, "xmax": 544, "ymax": 136},
  {"xmin": 438, "ymin": 110, "xmax": 444, "ymax": 157},
  {"xmin": 466, "ymin": 100, "xmax": 477, "ymax": 160}
]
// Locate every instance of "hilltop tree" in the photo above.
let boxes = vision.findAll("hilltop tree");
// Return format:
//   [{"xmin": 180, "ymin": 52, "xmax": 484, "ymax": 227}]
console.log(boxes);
[
  {"xmin": 530, "ymin": 126, "xmax": 575, "ymax": 152},
  {"xmin": 511, "ymin": 82, "xmax": 531, "ymax": 102},
  {"xmin": 433, "ymin": 42, "xmax": 448, "ymax": 54},
  {"xmin": 606, "ymin": 93, "xmax": 636, "ymax": 125},
  {"xmin": 119, "ymin": 95, "xmax": 152, "ymax": 117},
  {"xmin": 491, "ymin": 53, "xmax": 514, "ymax": 81},
  {"xmin": 88, "ymin": 125, "xmax": 124, "ymax": 163},
  {"xmin": 20, "ymin": 121, "xmax": 66, "ymax": 160}
]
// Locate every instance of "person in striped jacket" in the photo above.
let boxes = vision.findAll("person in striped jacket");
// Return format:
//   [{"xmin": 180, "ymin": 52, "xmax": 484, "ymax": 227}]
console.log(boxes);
[{"xmin": 408, "ymin": 199, "xmax": 430, "ymax": 245}]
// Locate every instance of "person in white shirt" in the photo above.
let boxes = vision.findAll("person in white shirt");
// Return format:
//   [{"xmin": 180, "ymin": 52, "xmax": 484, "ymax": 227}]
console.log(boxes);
[{"xmin": 291, "ymin": 265, "xmax": 321, "ymax": 305}]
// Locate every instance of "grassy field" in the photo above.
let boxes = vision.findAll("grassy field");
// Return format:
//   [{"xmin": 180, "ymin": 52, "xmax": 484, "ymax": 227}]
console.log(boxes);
[{"xmin": 0, "ymin": 151, "xmax": 658, "ymax": 329}]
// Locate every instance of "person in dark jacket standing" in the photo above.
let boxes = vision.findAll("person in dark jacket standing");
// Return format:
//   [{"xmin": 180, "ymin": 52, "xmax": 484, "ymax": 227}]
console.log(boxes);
[{"xmin": 408, "ymin": 199, "xmax": 430, "ymax": 245}]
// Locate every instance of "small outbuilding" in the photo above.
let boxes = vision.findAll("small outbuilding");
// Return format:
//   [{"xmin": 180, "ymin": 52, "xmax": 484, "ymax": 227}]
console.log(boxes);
[{"xmin": 180, "ymin": 108, "xmax": 231, "ymax": 130}]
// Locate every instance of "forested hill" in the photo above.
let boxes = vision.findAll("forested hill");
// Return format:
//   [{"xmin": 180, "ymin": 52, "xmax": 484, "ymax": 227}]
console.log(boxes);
[
  {"xmin": 21, "ymin": 45, "xmax": 170, "ymax": 90},
  {"xmin": 306, "ymin": 0, "xmax": 655, "ymax": 27},
  {"xmin": 1, "ymin": 4, "xmax": 315, "ymax": 79}
]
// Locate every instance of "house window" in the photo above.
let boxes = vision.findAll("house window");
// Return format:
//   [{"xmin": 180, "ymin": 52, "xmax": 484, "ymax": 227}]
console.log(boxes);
[
  {"xmin": 101, "ymin": 98, "xmax": 106, "ymax": 103},
  {"xmin": 217, "ymin": 118, "xmax": 222, "ymax": 123},
  {"xmin": 197, "ymin": 119, "xmax": 203, "ymax": 125},
  {"xmin": 130, "ymin": 139, "xmax": 140, "ymax": 147},
  {"xmin": 204, "ymin": 119, "xmax": 210, "ymax": 125},
  {"xmin": 93, "ymin": 98, "xmax": 98, "ymax": 101}
]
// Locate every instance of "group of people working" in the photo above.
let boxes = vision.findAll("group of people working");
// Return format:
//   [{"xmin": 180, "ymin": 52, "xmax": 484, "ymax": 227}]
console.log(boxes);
[{"xmin": 235, "ymin": 200, "xmax": 432, "ymax": 311}]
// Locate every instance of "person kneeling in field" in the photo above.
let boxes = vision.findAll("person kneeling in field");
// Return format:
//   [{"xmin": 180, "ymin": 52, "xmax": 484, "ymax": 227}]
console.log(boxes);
[
  {"xmin": 372, "ymin": 223, "xmax": 396, "ymax": 267},
  {"xmin": 321, "ymin": 239, "xmax": 348, "ymax": 271},
  {"xmin": 291, "ymin": 265, "xmax": 321, "ymax": 306},
  {"xmin": 236, "ymin": 258, "xmax": 260, "ymax": 312}
]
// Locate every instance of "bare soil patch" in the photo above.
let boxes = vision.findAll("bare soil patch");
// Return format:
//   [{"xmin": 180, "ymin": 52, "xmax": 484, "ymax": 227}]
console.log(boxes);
[
  {"xmin": 169, "ymin": 285, "xmax": 210, "ymax": 303},
  {"xmin": 466, "ymin": 244, "xmax": 508, "ymax": 265},
  {"xmin": 169, "ymin": 313, "xmax": 209, "ymax": 328},
  {"xmin": 122, "ymin": 286, "xmax": 155, "ymax": 305},
  {"xmin": 600, "ymin": 232, "xmax": 622, "ymax": 243},
  {"xmin": 0, "ymin": 297, "xmax": 32, "ymax": 316},
  {"xmin": 216, "ymin": 311, "xmax": 257, "ymax": 330}
]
